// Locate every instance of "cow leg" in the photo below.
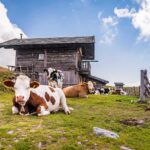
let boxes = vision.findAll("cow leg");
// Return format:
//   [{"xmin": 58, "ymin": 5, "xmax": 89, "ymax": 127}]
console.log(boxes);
[
  {"xmin": 36, "ymin": 105, "xmax": 50, "ymax": 116},
  {"xmin": 59, "ymin": 90, "xmax": 70, "ymax": 114},
  {"xmin": 12, "ymin": 106, "xmax": 19, "ymax": 114}
]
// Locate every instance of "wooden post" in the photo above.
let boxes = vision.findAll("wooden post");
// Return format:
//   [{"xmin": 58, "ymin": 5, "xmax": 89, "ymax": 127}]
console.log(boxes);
[{"xmin": 139, "ymin": 70, "xmax": 146, "ymax": 103}]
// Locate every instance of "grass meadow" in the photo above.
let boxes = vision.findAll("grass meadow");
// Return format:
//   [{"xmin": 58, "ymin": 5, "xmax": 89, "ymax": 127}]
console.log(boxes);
[{"xmin": 0, "ymin": 93, "xmax": 150, "ymax": 150}]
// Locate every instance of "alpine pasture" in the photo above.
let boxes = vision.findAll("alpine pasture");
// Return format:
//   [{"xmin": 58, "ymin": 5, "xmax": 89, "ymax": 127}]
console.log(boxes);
[{"xmin": 0, "ymin": 68, "xmax": 150, "ymax": 150}]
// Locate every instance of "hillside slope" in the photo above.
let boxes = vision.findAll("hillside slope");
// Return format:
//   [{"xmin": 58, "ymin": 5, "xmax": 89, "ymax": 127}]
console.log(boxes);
[{"xmin": 0, "ymin": 66, "xmax": 13, "ymax": 93}]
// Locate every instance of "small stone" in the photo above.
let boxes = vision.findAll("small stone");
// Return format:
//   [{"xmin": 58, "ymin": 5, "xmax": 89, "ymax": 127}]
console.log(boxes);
[
  {"xmin": 38, "ymin": 142, "xmax": 42, "ymax": 149},
  {"xmin": 77, "ymin": 141, "xmax": 82, "ymax": 145},
  {"xmin": 120, "ymin": 146, "xmax": 133, "ymax": 150},
  {"xmin": 94, "ymin": 143, "xmax": 97, "ymax": 146},
  {"xmin": 7, "ymin": 130, "xmax": 14, "ymax": 134}
]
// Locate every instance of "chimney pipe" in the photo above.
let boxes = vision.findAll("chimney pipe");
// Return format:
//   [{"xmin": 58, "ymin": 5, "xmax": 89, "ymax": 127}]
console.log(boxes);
[{"xmin": 20, "ymin": 33, "xmax": 23, "ymax": 39}]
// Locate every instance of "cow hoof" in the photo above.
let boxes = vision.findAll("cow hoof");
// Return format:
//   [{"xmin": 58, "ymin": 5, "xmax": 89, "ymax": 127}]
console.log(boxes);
[{"xmin": 65, "ymin": 110, "xmax": 71, "ymax": 115}]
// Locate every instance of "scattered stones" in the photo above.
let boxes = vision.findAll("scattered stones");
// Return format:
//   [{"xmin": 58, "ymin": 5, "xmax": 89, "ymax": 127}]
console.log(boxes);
[
  {"xmin": 120, "ymin": 145, "xmax": 133, "ymax": 150},
  {"xmin": 7, "ymin": 130, "xmax": 14, "ymax": 134},
  {"xmin": 120, "ymin": 118, "xmax": 145, "ymax": 126},
  {"xmin": 93, "ymin": 127, "xmax": 119, "ymax": 139}
]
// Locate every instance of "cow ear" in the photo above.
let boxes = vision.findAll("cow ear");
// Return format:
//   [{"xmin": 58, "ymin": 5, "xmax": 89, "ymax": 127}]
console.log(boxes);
[
  {"xmin": 30, "ymin": 81, "xmax": 40, "ymax": 88},
  {"xmin": 3, "ymin": 80, "xmax": 15, "ymax": 87},
  {"xmin": 44, "ymin": 69, "xmax": 49, "ymax": 76}
]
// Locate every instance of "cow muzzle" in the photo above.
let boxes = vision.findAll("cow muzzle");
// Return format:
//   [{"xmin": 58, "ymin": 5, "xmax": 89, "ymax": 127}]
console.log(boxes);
[{"xmin": 16, "ymin": 96, "xmax": 25, "ymax": 105}]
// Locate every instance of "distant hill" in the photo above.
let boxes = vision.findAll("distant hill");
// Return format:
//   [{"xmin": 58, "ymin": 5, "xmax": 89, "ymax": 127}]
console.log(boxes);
[{"xmin": 0, "ymin": 66, "xmax": 9, "ymax": 72}]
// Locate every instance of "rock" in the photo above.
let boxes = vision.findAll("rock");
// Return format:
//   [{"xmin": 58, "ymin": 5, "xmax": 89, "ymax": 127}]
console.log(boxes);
[
  {"xmin": 77, "ymin": 141, "xmax": 82, "ymax": 145},
  {"xmin": 120, "ymin": 146, "xmax": 133, "ymax": 150},
  {"xmin": 38, "ymin": 142, "xmax": 42, "ymax": 149},
  {"xmin": 7, "ymin": 130, "xmax": 14, "ymax": 134},
  {"xmin": 93, "ymin": 127, "xmax": 119, "ymax": 139}
]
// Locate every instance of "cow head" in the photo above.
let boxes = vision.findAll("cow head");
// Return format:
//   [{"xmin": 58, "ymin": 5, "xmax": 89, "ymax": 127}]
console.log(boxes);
[
  {"xmin": 44, "ymin": 67, "xmax": 64, "ymax": 88},
  {"xmin": 4, "ymin": 75, "xmax": 39, "ymax": 106},
  {"xmin": 87, "ymin": 81, "xmax": 95, "ymax": 93}
]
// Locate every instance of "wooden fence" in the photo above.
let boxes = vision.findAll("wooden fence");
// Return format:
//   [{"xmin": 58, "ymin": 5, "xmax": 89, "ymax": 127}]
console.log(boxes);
[{"xmin": 139, "ymin": 70, "xmax": 150, "ymax": 103}]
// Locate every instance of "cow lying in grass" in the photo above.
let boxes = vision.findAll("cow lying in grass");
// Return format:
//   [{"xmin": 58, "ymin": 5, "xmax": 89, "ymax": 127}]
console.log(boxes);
[
  {"xmin": 63, "ymin": 81, "xmax": 95, "ymax": 98},
  {"xmin": 4, "ymin": 75, "xmax": 71, "ymax": 116}
]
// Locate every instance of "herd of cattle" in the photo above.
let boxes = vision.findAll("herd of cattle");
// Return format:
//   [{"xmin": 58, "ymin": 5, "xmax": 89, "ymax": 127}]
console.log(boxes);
[{"xmin": 3, "ymin": 67, "xmax": 127, "ymax": 116}]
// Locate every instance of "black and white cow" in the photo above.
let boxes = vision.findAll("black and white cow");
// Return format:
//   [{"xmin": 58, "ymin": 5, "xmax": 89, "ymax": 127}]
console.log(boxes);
[
  {"xmin": 4, "ymin": 75, "xmax": 71, "ymax": 116},
  {"xmin": 44, "ymin": 68, "xmax": 64, "ymax": 88}
]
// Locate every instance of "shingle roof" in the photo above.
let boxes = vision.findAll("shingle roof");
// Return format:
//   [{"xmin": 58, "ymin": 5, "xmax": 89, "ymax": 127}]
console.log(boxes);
[
  {"xmin": 0, "ymin": 36, "xmax": 95, "ymax": 47},
  {"xmin": 84, "ymin": 74, "xmax": 109, "ymax": 84}
]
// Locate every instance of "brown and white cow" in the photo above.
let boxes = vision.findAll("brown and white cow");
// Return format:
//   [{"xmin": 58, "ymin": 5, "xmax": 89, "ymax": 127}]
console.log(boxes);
[
  {"xmin": 4, "ymin": 75, "xmax": 71, "ymax": 116},
  {"xmin": 63, "ymin": 81, "xmax": 95, "ymax": 98}
]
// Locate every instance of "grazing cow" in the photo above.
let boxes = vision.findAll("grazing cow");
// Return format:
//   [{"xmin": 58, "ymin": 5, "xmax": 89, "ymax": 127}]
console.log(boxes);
[
  {"xmin": 44, "ymin": 68, "xmax": 64, "ymax": 88},
  {"xmin": 3, "ymin": 75, "xmax": 71, "ymax": 116},
  {"xmin": 63, "ymin": 81, "xmax": 95, "ymax": 98}
]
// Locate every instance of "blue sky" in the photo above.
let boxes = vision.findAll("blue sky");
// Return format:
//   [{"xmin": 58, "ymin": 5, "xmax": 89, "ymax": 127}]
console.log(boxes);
[{"xmin": 0, "ymin": 0, "xmax": 150, "ymax": 86}]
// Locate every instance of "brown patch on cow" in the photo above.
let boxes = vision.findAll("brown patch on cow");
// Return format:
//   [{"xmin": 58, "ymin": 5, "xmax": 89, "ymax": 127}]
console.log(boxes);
[
  {"xmin": 30, "ymin": 81, "xmax": 40, "ymax": 88},
  {"xmin": 36, "ymin": 106, "xmax": 41, "ymax": 114},
  {"xmin": 29, "ymin": 91, "xmax": 48, "ymax": 110},
  {"xmin": 50, "ymin": 96, "xmax": 55, "ymax": 105},
  {"xmin": 45, "ymin": 92, "xmax": 50, "ymax": 102},
  {"xmin": 49, "ymin": 87, "xmax": 55, "ymax": 92}
]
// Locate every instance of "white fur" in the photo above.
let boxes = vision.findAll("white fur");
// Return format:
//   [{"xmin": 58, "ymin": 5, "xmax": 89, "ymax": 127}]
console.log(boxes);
[
  {"xmin": 31, "ymin": 85, "xmax": 70, "ymax": 115},
  {"xmin": 14, "ymin": 75, "xmax": 31, "ymax": 105}
]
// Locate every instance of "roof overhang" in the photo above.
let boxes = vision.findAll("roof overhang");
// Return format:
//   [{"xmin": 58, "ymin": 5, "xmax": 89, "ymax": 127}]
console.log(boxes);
[
  {"xmin": 82, "ymin": 74, "xmax": 109, "ymax": 84},
  {"xmin": 0, "ymin": 36, "xmax": 95, "ymax": 60}
]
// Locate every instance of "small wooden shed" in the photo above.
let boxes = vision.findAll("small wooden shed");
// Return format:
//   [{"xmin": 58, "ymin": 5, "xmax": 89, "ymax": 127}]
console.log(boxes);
[
  {"xmin": 0, "ymin": 36, "xmax": 108, "ymax": 87},
  {"xmin": 114, "ymin": 82, "xmax": 124, "ymax": 91}
]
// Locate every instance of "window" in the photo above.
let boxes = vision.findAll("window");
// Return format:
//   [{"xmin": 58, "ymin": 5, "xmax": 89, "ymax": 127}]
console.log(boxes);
[{"xmin": 38, "ymin": 54, "xmax": 44, "ymax": 60}]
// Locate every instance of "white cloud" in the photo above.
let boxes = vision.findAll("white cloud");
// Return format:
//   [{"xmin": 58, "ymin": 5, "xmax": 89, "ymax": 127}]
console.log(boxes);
[
  {"xmin": 100, "ymin": 16, "xmax": 118, "ymax": 44},
  {"xmin": 97, "ymin": 11, "xmax": 102, "ymax": 20},
  {"xmin": 102, "ymin": 16, "xmax": 118, "ymax": 26},
  {"xmin": 114, "ymin": 0, "xmax": 150, "ymax": 41},
  {"xmin": 0, "ymin": 1, "xmax": 27, "ymax": 67},
  {"xmin": 114, "ymin": 8, "xmax": 136, "ymax": 18}
]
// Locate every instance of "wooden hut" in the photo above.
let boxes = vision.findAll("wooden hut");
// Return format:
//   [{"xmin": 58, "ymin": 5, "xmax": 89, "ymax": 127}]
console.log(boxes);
[{"xmin": 0, "ymin": 36, "xmax": 108, "ymax": 87}]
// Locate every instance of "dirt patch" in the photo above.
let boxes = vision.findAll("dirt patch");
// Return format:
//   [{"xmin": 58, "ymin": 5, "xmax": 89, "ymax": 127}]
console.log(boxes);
[{"xmin": 120, "ymin": 118, "xmax": 145, "ymax": 126}]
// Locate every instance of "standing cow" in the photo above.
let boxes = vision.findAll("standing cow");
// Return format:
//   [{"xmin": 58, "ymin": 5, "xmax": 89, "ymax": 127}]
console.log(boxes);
[
  {"xmin": 44, "ymin": 68, "xmax": 64, "ymax": 88},
  {"xmin": 3, "ymin": 75, "xmax": 71, "ymax": 116}
]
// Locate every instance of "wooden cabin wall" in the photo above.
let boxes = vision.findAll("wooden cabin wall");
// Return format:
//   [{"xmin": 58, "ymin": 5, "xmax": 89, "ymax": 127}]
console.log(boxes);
[
  {"xmin": 16, "ymin": 49, "xmax": 77, "ymax": 72},
  {"xmin": 16, "ymin": 48, "xmax": 81, "ymax": 86}
]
